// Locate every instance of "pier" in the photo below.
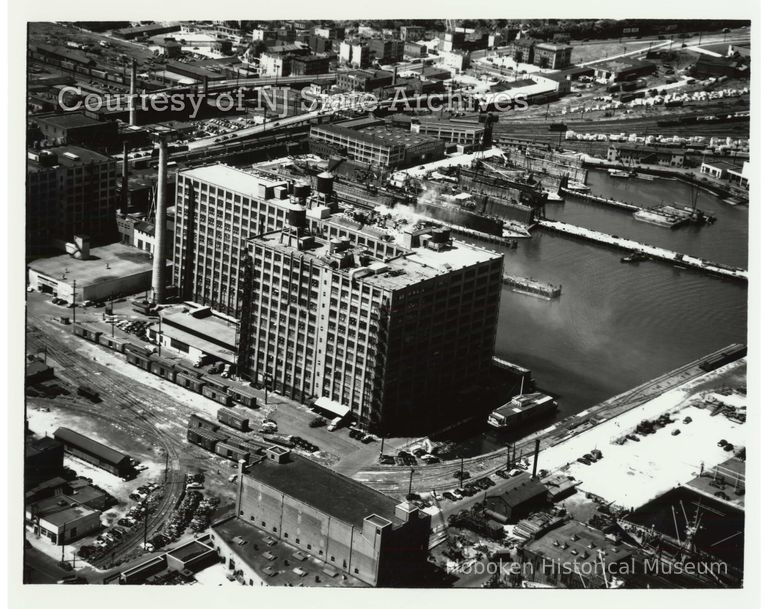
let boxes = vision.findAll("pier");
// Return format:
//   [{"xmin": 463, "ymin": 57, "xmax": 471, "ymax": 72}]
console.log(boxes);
[
  {"xmin": 560, "ymin": 187, "xmax": 640, "ymax": 212},
  {"xmin": 444, "ymin": 222, "xmax": 519, "ymax": 247},
  {"xmin": 503, "ymin": 274, "xmax": 562, "ymax": 299},
  {"xmin": 537, "ymin": 219, "xmax": 747, "ymax": 281}
]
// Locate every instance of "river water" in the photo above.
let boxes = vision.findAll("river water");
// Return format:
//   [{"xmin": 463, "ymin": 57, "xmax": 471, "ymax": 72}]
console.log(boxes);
[{"xmin": 441, "ymin": 170, "xmax": 749, "ymax": 456}]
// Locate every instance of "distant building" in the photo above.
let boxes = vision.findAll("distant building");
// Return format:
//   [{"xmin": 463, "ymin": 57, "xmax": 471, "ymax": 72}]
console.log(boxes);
[
  {"xmin": 404, "ymin": 41, "xmax": 427, "ymax": 58},
  {"xmin": 532, "ymin": 43, "xmax": 572, "ymax": 69},
  {"xmin": 222, "ymin": 446, "xmax": 431, "ymax": 586},
  {"xmin": 159, "ymin": 38, "xmax": 183, "ymax": 58},
  {"xmin": 26, "ymin": 146, "xmax": 117, "ymax": 255},
  {"xmin": 400, "ymin": 25, "xmax": 426, "ymax": 42},
  {"xmin": 335, "ymin": 69, "xmax": 394, "ymax": 92},
  {"xmin": 290, "ymin": 55, "xmax": 331, "ymax": 76},
  {"xmin": 112, "ymin": 22, "xmax": 181, "ymax": 40},
  {"xmin": 309, "ymin": 118, "xmax": 445, "ymax": 169},
  {"xmin": 607, "ymin": 144, "xmax": 686, "ymax": 167},
  {"xmin": 36, "ymin": 112, "xmax": 119, "ymax": 148},
  {"xmin": 422, "ymin": 66, "xmax": 452, "ymax": 81},
  {"xmin": 339, "ymin": 40, "xmax": 370, "ymax": 68},
  {"xmin": 592, "ymin": 59, "xmax": 656, "ymax": 83},
  {"xmin": 690, "ymin": 55, "xmax": 750, "ymax": 79},
  {"xmin": 258, "ymin": 52, "xmax": 291, "ymax": 77},
  {"xmin": 440, "ymin": 51, "xmax": 471, "ymax": 73},
  {"xmin": 399, "ymin": 117, "xmax": 486, "ymax": 150},
  {"xmin": 368, "ymin": 39, "xmax": 405, "ymax": 64},
  {"xmin": 511, "ymin": 38, "xmax": 536, "ymax": 64},
  {"xmin": 700, "ymin": 159, "xmax": 741, "ymax": 180},
  {"xmin": 725, "ymin": 160, "xmax": 750, "ymax": 189}
]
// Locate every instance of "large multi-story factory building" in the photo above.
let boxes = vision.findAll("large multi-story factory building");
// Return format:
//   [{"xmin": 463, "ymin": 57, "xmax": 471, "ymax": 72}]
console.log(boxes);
[
  {"xmin": 172, "ymin": 165, "xmax": 323, "ymax": 316},
  {"xmin": 238, "ymin": 201, "xmax": 503, "ymax": 435}
]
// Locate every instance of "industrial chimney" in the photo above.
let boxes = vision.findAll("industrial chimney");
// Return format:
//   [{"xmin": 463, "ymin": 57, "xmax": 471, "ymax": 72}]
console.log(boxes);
[
  {"xmin": 121, "ymin": 141, "xmax": 129, "ymax": 211},
  {"xmin": 151, "ymin": 136, "xmax": 168, "ymax": 304},
  {"xmin": 531, "ymin": 439, "xmax": 541, "ymax": 479},
  {"xmin": 129, "ymin": 59, "xmax": 137, "ymax": 126}
]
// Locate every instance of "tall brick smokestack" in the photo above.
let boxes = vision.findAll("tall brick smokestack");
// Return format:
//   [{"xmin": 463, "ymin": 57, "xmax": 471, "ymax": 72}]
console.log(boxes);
[
  {"xmin": 129, "ymin": 59, "xmax": 137, "ymax": 126},
  {"xmin": 121, "ymin": 141, "xmax": 129, "ymax": 211},
  {"xmin": 151, "ymin": 136, "xmax": 168, "ymax": 304}
]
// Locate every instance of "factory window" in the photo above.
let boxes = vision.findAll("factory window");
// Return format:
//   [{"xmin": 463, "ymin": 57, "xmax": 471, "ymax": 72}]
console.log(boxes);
[
  {"xmin": 272, "ymin": 526, "xmax": 277, "ymax": 532},
  {"xmin": 330, "ymin": 556, "xmax": 335, "ymax": 562},
  {"xmin": 284, "ymin": 532, "xmax": 288, "ymax": 538},
  {"xmin": 307, "ymin": 544, "xmax": 312, "ymax": 550},
  {"xmin": 354, "ymin": 568, "xmax": 359, "ymax": 574},
  {"xmin": 261, "ymin": 521, "xmax": 266, "ymax": 527}
]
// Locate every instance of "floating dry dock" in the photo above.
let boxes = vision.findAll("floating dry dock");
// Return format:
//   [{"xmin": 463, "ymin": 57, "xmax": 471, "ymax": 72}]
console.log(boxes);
[
  {"xmin": 537, "ymin": 219, "xmax": 747, "ymax": 282},
  {"xmin": 503, "ymin": 274, "xmax": 562, "ymax": 299}
]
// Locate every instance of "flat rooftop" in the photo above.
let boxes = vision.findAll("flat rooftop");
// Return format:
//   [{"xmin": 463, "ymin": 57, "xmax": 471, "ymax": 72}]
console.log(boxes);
[
  {"xmin": 28, "ymin": 145, "xmax": 114, "ymax": 172},
  {"xmin": 244, "ymin": 451, "xmax": 403, "ymax": 527},
  {"xmin": 28, "ymin": 243, "xmax": 157, "ymax": 288},
  {"xmin": 524, "ymin": 520, "xmax": 634, "ymax": 566},
  {"xmin": 212, "ymin": 517, "xmax": 367, "ymax": 587},
  {"xmin": 37, "ymin": 112, "xmax": 108, "ymax": 129},
  {"xmin": 179, "ymin": 164, "xmax": 288, "ymax": 198},
  {"xmin": 254, "ymin": 226, "xmax": 500, "ymax": 291}
]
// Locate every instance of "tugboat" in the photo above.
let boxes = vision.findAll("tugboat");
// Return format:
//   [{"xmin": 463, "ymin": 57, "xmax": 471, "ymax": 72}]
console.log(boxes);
[{"xmin": 620, "ymin": 251, "xmax": 650, "ymax": 263}]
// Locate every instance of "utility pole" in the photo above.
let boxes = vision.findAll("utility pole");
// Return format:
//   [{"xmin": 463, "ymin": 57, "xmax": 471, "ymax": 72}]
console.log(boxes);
[
  {"xmin": 506, "ymin": 443, "xmax": 511, "ymax": 470},
  {"xmin": 408, "ymin": 468, "xmax": 415, "ymax": 497},
  {"xmin": 460, "ymin": 457, "xmax": 465, "ymax": 488},
  {"xmin": 379, "ymin": 437, "xmax": 385, "ymax": 457},
  {"xmin": 164, "ymin": 450, "xmax": 169, "ymax": 484},
  {"xmin": 157, "ymin": 312, "xmax": 163, "ymax": 357},
  {"xmin": 71, "ymin": 279, "xmax": 77, "ymax": 326},
  {"xmin": 143, "ymin": 501, "xmax": 149, "ymax": 548}
]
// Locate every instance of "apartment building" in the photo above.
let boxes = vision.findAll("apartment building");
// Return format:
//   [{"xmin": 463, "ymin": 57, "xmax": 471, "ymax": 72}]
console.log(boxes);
[{"xmin": 239, "ymin": 210, "xmax": 503, "ymax": 435}]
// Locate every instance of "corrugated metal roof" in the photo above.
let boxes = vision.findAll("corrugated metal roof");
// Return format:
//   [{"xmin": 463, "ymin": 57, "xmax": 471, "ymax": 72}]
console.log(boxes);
[{"xmin": 53, "ymin": 427, "xmax": 131, "ymax": 466}]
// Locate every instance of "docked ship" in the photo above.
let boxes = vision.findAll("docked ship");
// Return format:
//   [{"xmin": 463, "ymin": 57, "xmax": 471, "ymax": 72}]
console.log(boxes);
[
  {"xmin": 487, "ymin": 392, "xmax": 558, "ymax": 428},
  {"xmin": 633, "ymin": 204, "xmax": 716, "ymax": 229},
  {"xmin": 621, "ymin": 250, "xmax": 650, "ymax": 263}
]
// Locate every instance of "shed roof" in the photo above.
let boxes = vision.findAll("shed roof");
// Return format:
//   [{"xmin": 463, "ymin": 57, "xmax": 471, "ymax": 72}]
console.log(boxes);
[{"xmin": 53, "ymin": 427, "xmax": 131, "ymax": 466}]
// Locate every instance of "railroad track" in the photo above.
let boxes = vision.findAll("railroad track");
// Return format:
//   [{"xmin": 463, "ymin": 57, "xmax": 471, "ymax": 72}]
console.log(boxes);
[{"xmin": 27, "ymin": 323, "xmax": 187, "ymax": 568}]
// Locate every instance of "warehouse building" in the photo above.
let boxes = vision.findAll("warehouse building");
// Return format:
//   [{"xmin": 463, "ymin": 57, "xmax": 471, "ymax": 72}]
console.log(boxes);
[
  {"xmin": 592, "ymin": 58, "xmax": 656, "ymax": 83},
  {"xmin": 27, "ymin": 241, "xmax": 164, "ymax": 303},
  {"xmin": 483, "ymin": 473, "xmax": 549, "ymax": 524},
  {"xmin": 519, "ymin": 520, "xmax": 635, "ymax": 588},
  {"xmin": 607, "ymin": 144, "xmax": 687, "ymax": 167},
  {"xmin": 53, "ymin": 427, "xmax": 134, "ymax": 478},
  {"xmin": 309, "ymin": 119, "xmax": 445, "ymax": 169},
  {"xmin": 229, "ymin": 447, "xmax": 431, "ymax": 586},
  {"xmin": 26, "ymin": 496, "xmax": 102, "ymax": 545}
]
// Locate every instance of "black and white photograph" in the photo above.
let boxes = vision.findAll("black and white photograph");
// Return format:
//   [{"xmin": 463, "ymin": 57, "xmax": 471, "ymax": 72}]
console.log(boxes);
[{"xmin": 5, "ymin": 1, "xmax": 765, "ymax": 606}]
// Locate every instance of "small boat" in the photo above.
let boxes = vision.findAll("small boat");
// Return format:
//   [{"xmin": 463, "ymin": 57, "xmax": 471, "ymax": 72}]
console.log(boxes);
[
  {"xmin": 620, "ymin": 251, "xmax": 649, "ymax": 263},
  {"xmin": 608, "ymin": 169, "xmax": 632, "ymax": 178},
  {"xmin": 634, "ymin": 173, "xmax": 655, "ymax": 181}
]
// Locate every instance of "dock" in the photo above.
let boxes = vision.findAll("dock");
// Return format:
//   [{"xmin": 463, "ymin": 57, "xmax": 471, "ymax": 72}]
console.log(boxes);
[
  {"xmin": 503, "ymin": 274, "xmax": 562, "ymax": 299},
  {"xmin": 560, "ymin": 187, "xmax": 640, "ymax": 212},
  {"xmin": 443, "ymin": 222, "xmax": 519, "ymax": 247},
  {"xmin": 537, "ymin": 219, "xmax": 747, "ymax": 281}
]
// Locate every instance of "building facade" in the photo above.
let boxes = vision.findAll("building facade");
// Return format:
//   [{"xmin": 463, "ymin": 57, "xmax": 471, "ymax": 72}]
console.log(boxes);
[
  {"xmin": 173, "ymin": 165, "xmax": 302, "ymax": 316},
  {"xmin": 239, "ymin": 211, "xmax": 503, "ymax": 434},
  {"xmin": 27, "ymin": 146, "xmax": 117, "ymax": 256},
  {"xmin": 233, "ymin": 447, "xmax": 431, "ymax": 586},
  {"xmin": 532, "ymin": 43, "xmax": 572, "ymax": 69}
]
